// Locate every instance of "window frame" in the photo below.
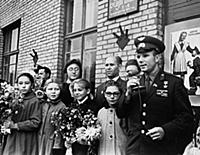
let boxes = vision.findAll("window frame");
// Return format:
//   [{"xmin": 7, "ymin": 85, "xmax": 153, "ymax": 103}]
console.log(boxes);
[
  {"xmin": 2, "ymin": 20, "xmax": 20, "ymax": 84},
  {"xmin": 64, "ymin": 0, "xmax": 98, "ymax": 86}
]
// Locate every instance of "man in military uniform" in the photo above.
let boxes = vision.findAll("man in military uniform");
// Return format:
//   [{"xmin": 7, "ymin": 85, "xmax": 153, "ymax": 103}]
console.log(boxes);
[{"xmin": 116, "ymin": 35, "xmax": 194, "ymax": 155}]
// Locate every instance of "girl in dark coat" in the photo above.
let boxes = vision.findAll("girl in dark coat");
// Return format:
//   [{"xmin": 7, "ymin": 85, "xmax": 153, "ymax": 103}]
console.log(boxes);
[
  {"xmin": 38, "ymin": 79, "xmax": 66, "ymax": 155},
  {"xmin": 2, "ymin": 73, "xmax": 42, "ymax": 155},
  {"xmin": 69, "ymin": 78, "xmax": 96, "ymax": 155}
]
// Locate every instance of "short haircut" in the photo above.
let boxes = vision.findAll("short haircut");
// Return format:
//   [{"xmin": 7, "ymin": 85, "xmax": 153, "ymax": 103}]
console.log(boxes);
[
  {"xmin": 43, "ymin": 78, "xmax": 62, "ymax": 90},
  {"xmin": 16, "ymin": 72, "xmax": 35, "ymax": 87},
  {"xmin": 115, "ymin": 56, "xmax": 122, "ymax": 65},
  {"xmin": 125, "ymin": 59, "xmax": 141, "ymax": 72},
  {"xmin": 64, "ymin": 59, "xmax": 82, "ymax": 78},
  {"xmin": 71, "ymin": 78, "xmax": 91, "ymax": 90},
  {"xmin": 103, "ymin": 80, "xmax": 122, "ymax": 94},
  {"xmin": 40, "ymin": 66, "xmax": 51, "ymax": 78}
]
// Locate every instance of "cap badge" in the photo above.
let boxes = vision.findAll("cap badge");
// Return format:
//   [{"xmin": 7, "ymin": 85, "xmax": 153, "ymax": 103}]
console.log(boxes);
[
  {"xmin": 138, "ymin": 36, "xmax": 145, "ymax": 41},
  {"xmin": 138, "ymin": 43, "xmax": 145, "ymax": 48}
]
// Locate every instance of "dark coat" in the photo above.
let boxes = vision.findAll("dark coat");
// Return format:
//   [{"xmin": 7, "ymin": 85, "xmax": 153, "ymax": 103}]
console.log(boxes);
[
  {"xmin": 60, "ymin": 83, "xmax": 74, "ymax": 107},
  {"xmin": 71, "ymin": 97, "xmax": 96, "ymax": 155},
  {"xmin": 3, "ymin": 91, "xmax": 42, "ymax": 155},
  {"xmin": 95, "ymin": 77, "xmax": 126, "ymax": 113},
  {"xmin": 116, "ymin": 70, "xmax": 194, "ymax": 155},
  {"xmin": 38, "ymin": 100, "xmax": 66, "ymax": 155}
]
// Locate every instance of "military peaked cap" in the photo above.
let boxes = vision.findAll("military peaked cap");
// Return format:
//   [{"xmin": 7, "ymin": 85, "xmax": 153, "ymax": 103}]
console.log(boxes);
[{"xmin": 134, "ymin": 35, "xmax": 165, "ymax": 54}]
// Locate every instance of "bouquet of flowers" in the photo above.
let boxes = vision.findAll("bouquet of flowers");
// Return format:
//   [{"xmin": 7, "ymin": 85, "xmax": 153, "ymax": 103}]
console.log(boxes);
[
  {"xmin": 50, "ymin": 103, "xmax": 83, "ymax": 148},
  {"xmin": 0, "ymin": 82, "xmax": 24, "ymax": 138},
  {"xmin": 51, "ymin": 103, "xmax": 102, "ymax": 155},
  {"xmin": 0, "ymin": 82, "xmax": 15, "ymax": 145},
  {"xmin": 76, "ymin": 109, "xmax": 101, "ymax": 155}
]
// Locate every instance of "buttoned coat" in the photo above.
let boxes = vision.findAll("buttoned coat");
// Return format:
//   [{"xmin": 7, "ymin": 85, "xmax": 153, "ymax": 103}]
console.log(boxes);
[
  {"xmin": 38, "ymin": 100, "xmax": 66, "ymax": 155},
  {"xmin": 116, "ymin": 70, "xmax": 194, "ymax": 155},
  {"xmin": 2, "ymin": 91, "xmax": 42, "ymax": 155},
  {"xmin": 97, "ymin": 107, "xmax": 127, "ymax": 155}
]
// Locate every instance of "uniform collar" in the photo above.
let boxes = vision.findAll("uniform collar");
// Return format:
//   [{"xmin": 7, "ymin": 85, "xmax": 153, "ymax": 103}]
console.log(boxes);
[{"xmin": 146, "ymin": 67, "xmax": 160, "ymax": 82}]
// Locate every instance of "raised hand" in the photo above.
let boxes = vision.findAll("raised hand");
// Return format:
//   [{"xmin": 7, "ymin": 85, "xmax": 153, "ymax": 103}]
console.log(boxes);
[
  {"xmin": 113, "ymin": 25, "xmax": 130, "ymax": 50},
  {"xmin": 30, "ymin": 49, "xmax": 38, "ymax": 66}
]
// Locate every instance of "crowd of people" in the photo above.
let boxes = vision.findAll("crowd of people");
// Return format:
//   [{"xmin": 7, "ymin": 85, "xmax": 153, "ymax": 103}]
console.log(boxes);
[{"xmin": 0, "ymin": 35, "xmax": 197, "ymax": 155}]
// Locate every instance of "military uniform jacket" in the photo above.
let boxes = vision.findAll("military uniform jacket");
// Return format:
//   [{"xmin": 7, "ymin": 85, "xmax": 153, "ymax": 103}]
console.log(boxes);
[{"xmin": 116, "ymin": 70, "xmax": 194, "ymax": 155}]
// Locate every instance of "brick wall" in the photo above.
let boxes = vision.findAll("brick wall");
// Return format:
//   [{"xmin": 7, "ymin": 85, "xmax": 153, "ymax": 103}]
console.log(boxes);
[
  {"xmin": 0, "ymin": 0, "xmax": 65, "ymax": 80},
  {"xmin": 0, "ymin": 30, "xmax": 3, "ymax": 78},
  {"xmin": 0, "ymin": 0, "xmax": 165, "ymax": 86},
  {"xmin": 96, "ymin": 0, "xmax": 165, "ymax": 85}
]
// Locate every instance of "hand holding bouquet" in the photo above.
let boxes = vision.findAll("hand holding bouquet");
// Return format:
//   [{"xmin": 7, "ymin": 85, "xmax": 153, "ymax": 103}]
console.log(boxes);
[
  {"xmin": 50, "ymin": 106, "xmax": 82, "ymax": 146},
  {"xmin": 76, "ymin": 109, "xmax": 101, "ymax": 155},
  {"xmin": 76, "ymin": 109, "xmax": 101, "ymax": 145}
]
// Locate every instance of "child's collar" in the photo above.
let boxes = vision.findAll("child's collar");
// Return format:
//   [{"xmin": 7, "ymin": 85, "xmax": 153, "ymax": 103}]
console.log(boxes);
[{"xmin": 77, "ymin": 96, "xmax": 88, "ymax": 105}]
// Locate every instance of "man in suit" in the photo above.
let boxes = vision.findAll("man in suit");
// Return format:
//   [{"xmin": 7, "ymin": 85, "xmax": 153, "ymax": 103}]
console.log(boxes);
[
  {"xmin": 95, "ymin": 56, "xmax": 126, "ymax": 113},
  {"xmin": 116, "ymin": 35, "xmax": 194, "ymax": 155}
]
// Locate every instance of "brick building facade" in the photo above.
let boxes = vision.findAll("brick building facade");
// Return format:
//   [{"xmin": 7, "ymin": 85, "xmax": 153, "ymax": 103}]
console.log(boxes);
[{"xmin": 0, "ymin": 0, "xmax": 200, "ymax": 88}]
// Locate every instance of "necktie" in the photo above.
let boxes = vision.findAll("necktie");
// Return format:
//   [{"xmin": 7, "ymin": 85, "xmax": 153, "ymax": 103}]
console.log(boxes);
[{"xmin": 145, "ymin": 75, "xmax": 150, "ymax": 92}]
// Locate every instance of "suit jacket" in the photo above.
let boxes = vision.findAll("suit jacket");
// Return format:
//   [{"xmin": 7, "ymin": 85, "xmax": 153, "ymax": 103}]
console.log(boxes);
[
  {"xmin": 95, "ymin": 77, "xmax": 126, "ymax": 113},
  {"xmin": 116, "ymin": 70, "xmax": 194, "ymax": 155}
]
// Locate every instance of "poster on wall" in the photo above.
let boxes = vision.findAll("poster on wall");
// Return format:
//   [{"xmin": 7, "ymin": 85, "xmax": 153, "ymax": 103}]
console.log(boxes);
[{"xmin": 164, "ymin": 18, "xmax": 200, "ymax": 95}]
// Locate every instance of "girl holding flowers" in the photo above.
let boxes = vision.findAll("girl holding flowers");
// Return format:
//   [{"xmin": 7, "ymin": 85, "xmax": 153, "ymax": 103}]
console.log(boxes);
[
  {"xmin": 97, "ymin": 80, "xmax": 127, "ymax": 155},
  {"xmin": 38, "ymin": 79, "xmax": 66, "ymax": 155},
  {"xmin": 70, "ymin": 78, "xmax": 97, "ymax": 155},
  {"xmin": 2, "ymin": 72, "xmax": 42, "ymax": 155}
]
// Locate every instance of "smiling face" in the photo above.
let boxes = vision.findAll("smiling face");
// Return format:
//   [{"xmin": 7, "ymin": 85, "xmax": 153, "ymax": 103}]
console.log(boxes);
[
  {"xmin": 105, "ymin": 57, "xmax": 120, "ymax": 79},
  {"xmin": 17, "ymin": 76, "xmax": 32, "ymax": 95},
  {"xmin": 73, "ymin": 83, "xmax": 90, "ymax": 102},
  {"xmin": 45, "ymin": 82, "xmax": 60, "ymax": 101},
  {"xmin": 136, "ymin": 50, "xmax": 159, "ymax": 74},
  {"xmin": 104, "ymin": 85, "xmax": 121, "ymax": 106}
]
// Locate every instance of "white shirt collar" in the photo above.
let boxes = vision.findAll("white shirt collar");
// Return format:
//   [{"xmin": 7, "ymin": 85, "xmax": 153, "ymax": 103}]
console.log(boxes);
[
  {"xmin": 66, "ymin": 79, "xmax": 72, "ymax": 84},
  {"xmin": 77, "ymin": 96, "xmax": 88, "ymax": 105},
  {"xmin": 106, "ymin": 76, "xmax": 120, "ymax": 82}
]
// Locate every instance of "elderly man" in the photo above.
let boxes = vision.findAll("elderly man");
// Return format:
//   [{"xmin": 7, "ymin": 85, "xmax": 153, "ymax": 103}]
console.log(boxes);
[{"xmin": 116, "ymin": 35, "xmax": 194, "ymax": 155}]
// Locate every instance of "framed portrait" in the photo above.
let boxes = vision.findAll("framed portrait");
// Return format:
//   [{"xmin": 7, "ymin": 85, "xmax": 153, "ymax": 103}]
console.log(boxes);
[
  {"xmin": 108, "ymin": 0, "xmax": 139, "ymax": 19},
  {"xmin": 164, "ymin": 18, "xmax": 200, "ymax": 95}
]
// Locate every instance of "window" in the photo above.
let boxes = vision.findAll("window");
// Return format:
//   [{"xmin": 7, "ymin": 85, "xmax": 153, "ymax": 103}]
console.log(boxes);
[
  {"xmin": 65, "ymin": 0, "xmax": 98, "ymax": 91},
  {"xmin": 2, "ymin": 20, "xmax": 20, "ymax": 85}
]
